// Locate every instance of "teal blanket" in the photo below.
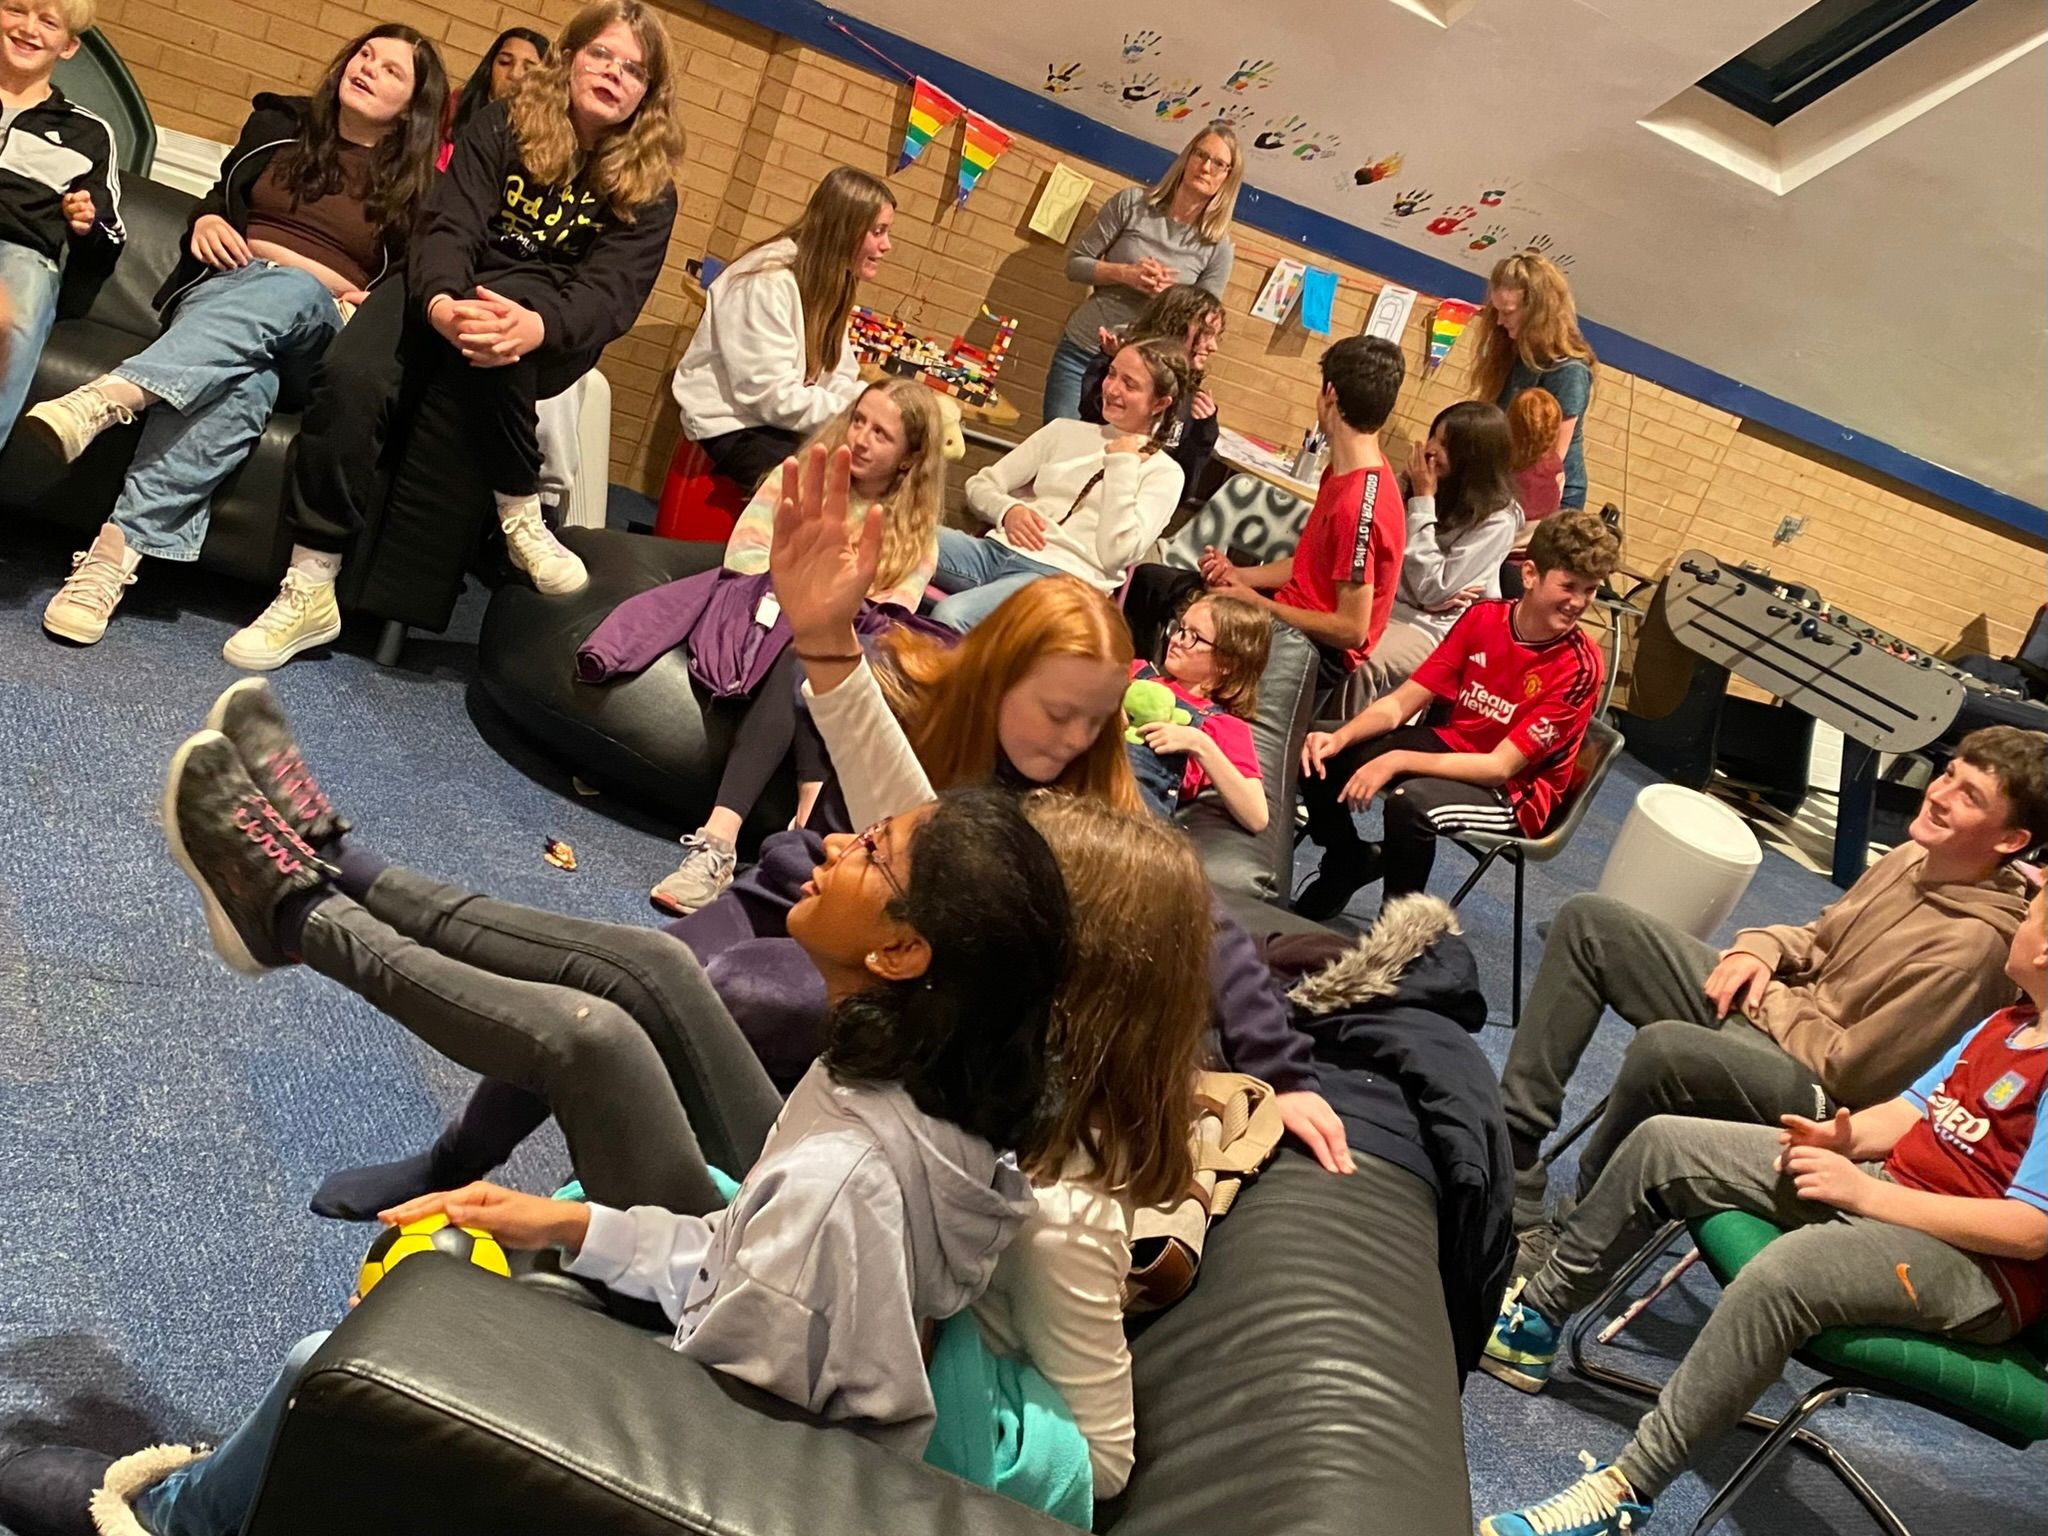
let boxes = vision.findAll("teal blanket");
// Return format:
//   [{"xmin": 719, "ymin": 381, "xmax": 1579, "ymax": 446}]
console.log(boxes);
[{"xmin": 551, "ymin": 1172, "xmax": 1091, "ymax": 1525}]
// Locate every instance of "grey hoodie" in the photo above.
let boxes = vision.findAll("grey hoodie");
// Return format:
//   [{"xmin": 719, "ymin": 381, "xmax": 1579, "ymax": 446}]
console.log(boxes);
[{"xmin": 566, "ymin": 1060, "xmax": 1036, "ymax": 1453}]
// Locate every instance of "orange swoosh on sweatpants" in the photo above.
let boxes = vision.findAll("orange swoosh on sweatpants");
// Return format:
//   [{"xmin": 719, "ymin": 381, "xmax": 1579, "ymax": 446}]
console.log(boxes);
[{"xmin": 1896, "ymin": 1263, "xmax": 1920, "ymax": 1310}]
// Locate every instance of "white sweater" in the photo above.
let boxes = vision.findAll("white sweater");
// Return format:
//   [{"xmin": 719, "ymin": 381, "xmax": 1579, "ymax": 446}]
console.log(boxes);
[
  {"xmin": 671, "ymin": 238, "xmax": 863, "ymax": 440},
  {"xmin": 963, "ymin": 418, "xmax": 1185, "ymax": 592},
  {"xmin": 802, "ymin": 661, "xmax": 1138, "ymax": 1494},
  {"xmin": 1390, "ymin": 495, "xmax": 1523, "ymax": 643}
]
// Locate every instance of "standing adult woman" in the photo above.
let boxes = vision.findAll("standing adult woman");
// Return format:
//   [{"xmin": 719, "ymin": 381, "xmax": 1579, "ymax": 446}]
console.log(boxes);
[
  {"xmin": 1358, "ymin": 400, "xmax": 1521, "ymax": 695},
  {"xmin": 933, "ymin": 337, "xmax": 1189, "ymax": 632},
  {"xmin": 669, "ymin": 165, "xmax": 894, "ymax": 491},
  {"xmin": 32, "ymin": 25, "xmax": 448, "ymax": 647},
  {"xmin": 439, "ymin": 26, "xmax": 548, "ymax": 169},
  {"xmin": 1469, "ymin": 250, "xmax": 1595, "ymax": 512},
  {"xmin": 1080, "ymin": 282, "xmax": 1224, "ymax": 495},
  {"xmin": 1044, "ymin": 122, "xmax": 1238, "ymax": 423},
  {"xmin": 221, "ymin": 0, "xmax": 685, "ymax": 672}
]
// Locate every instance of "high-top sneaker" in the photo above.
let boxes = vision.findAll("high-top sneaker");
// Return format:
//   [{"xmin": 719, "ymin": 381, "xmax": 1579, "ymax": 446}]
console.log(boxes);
[
  {"xmin": 498, "ymin": 499, "xmax": 589, "ymax": 595},
  {"xmin": 222, "ymin": 570, "xmax": 343, "ymax": 672},
  {"xmin": 162, "ymin": 730, "xmax": 334, "ymax": 975},
  {"xmin": 42, "ymin": 523, "xmax": 140, "ymax": 644},
  {"xmin": 22, "ymin": 380, "xmax": 135, "ymax": 463},
  {"xmin": 205, "ymin": 678, "xmax": 350, "ymax": 847}
]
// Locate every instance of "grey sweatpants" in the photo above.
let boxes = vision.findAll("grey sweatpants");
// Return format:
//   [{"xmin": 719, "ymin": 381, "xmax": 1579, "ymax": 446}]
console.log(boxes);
[
  {"xmin": 1500, "ymin": 894, "xmax": 1830, "ymax": 1221},
  {"xmin": 1524, "ymin": 1116, "xmax": 2012, "ymax": 1496},
  {"xmin": 301, "ymin": 867, "xmax": 785, "ymax": 1217}
]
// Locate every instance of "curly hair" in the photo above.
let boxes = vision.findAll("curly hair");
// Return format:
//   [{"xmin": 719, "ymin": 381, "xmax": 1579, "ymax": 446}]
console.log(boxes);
[
  {"xmin": 506, "ymin": 0, "xmax": 685, "ymax": 221},
  {"xmin": 271, "ymin": 25, "xmax": 447, "ymax": 245},
  {"xmin": 1525, "ymin": 508, "xmax": 1619, "ymax": 583}
]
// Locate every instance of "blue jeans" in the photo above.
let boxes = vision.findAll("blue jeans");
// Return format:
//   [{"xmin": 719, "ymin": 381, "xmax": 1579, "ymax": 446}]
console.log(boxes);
[
  {"xmin": 0, "ymin": 241, "xmax": 61, "ymax": 443},
  {"xmin": 112, "ymin": 262, "xmax": 343, "ymax": 561},
  {"xmin": 931, "ymin": 527, "xmax": 1062, "ymax": 631},
  {"xmin": 1040, "ymin": 335, "xmax": 1095, "ymax": 423},
  {"xmin": 133, "ymin": 1330, "xmax": 330, "ymax": 1536}
]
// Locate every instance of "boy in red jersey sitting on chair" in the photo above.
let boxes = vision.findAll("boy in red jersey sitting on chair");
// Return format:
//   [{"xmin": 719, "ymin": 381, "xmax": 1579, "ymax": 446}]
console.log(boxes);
[
  {"xmin": 1474, "ymin": 869, "xmax": 2048, "ymax": 1536},
  {"xmin": 1293, "ymin": 509, "xmax": 1619, "ymax": 920}
]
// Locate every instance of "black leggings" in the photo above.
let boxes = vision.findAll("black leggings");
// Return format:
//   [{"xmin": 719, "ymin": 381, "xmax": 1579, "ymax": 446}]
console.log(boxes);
[
  {"xmin": 1301, "ymin": 724, "xmax": 1521, "ymax": 898},
  {"xmin": 300, "ymin": 865, "xmax": 785, "ymax": 1216},
  {"xmin": 713, "ymin": 648, "xmax": 831, "ymax": 818},
  {"xmin": 698, "ymin": 425, "xmax": 802, "ymax": 494}
]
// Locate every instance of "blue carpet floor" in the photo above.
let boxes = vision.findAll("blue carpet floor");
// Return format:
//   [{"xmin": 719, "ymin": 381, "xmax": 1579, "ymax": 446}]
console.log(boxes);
[{"xmin": 2, "ymin": 522, "xmax": 2042, "ymax": 1534}]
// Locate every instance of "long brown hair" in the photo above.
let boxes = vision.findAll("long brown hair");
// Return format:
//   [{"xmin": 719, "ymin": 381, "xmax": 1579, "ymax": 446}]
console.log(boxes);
[
  {"xmin": 1129, "ymin": 284, "xmax": 1225, "ymax": 384},
  {"xmin": 1470, "ymin": 250, "xmax": 1595, "ymax": 404},
  {"xmin": 803, "ymin": 379, "xmax": 944, "ymax": 596},
  {"xmin": 272, "ymin": 25, "xmax": 446, "ymax": 243},
  {"xmin": 1021, "ymin": 794, "xmax": 1209, "ymax": 1208},
  {"xmin": 878, "ymin": 576, "xmax": 1144, "ymax": 813},
  {"xmin": 1117, "ymin": 337, "xmax": 1192, "ymax": 447},
  {"xmin": 736, "ymin": 166, "xmax": 895, "ymax": 380},
  {"xmin": 506, "ymin": 0, "xmax": 684, "ymax": 221},
  {"xmin": 1426, "ymin": 400, "xmax": 1516, "ymax": 538},
  {"xmin": 1144, "ymin": 122, "xmax": 1242, "ymax": 244}
]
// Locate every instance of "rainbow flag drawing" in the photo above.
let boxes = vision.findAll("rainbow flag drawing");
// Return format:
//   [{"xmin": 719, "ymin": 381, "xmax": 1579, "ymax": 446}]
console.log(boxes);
[
  {"xmin": 897, "ymin": 76, "xmax": 963, "ymax": 171},
  {"xmin": 957, "ymin": 111, "xmax": 1012, "ymax": 207},
  {"xmin": 1426, "ymin": 298, "xmax": 1482, "ymax": 374}
]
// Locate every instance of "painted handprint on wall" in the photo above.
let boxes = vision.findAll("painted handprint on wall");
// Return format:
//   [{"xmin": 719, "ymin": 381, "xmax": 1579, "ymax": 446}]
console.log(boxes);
[
  {"xmin": 1221, "ymin": 57, "xmax": 1274, "ymax": 92},
  {"xmin": 1389, "ymin": 188, "xmax": 1431, "ymax": 217},
  {"xmin": 1554, "ymin": 251, "xmax": 1577, "ymax": 271},
  {"xmin": 1254, "ymin": 114, "xmax": 1309, "ymax": 151},
  {"xmin": 1108, "ymin": 71, "xmax": 1160, "ymax": 104},
  {"xmin": 1211, "ymin": 102, "xmax": 1254, "ymax": 128},
  {"xmin": 1426, "ymin": 204, "xmax": 1476, "ymax": 236},
  {"xmin": 1043, "ymin": 62, "xmax": 1083, "ymax": 95},
  {"xmin": 1524, "ymin": 233, "xmax": 1554, "ymax": 255},
  {"xmin": 1121, "ymin": 29, "xmax": 1161, "ymax": 60},
  {"xmin": 1352, "ymin": 152, "xmax": 1404, "ymax": 186},
  {"xmin": 1155, "ymin": 80, "xmax": 1202, "ymax": 120},
  {"xmin": 1480, "ymin": 186, "xmax": 1508, "ymax": 207},
  {"xmin": 1291, "ymin": 133, "xmax": 1341, "ymax": 162},
  {"xmin": 1467, "ymin": 223, "xmax": 1506, "ymax": 252}
]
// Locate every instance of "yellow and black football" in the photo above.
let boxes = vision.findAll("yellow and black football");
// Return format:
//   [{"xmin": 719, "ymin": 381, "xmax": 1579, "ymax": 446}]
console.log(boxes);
[{"xmin": 355, "ymin": 1212, "xmax": 511, "ymax": 1301}]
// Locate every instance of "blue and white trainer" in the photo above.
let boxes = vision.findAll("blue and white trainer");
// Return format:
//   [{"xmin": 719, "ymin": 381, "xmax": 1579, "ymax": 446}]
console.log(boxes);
[
  {"xmin": 1480, "ymin": 1277, "xmax": 1562, "ymax": 1392},
  {"xmin": 1481, "ymin": 1453, "xmax": 1653, "ymax": 1536}
]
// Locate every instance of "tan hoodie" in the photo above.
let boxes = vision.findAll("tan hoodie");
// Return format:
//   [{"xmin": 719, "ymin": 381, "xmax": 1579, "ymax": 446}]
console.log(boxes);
[{"xmin": 1726, "ymin": 842, "xmax": 2028, "ymax": 1107}]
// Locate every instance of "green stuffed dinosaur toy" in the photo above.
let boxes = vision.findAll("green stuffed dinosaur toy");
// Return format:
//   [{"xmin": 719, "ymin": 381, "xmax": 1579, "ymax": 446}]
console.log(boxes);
[{"xmin": 1123, "ymin": 677, "xmax": 1191, "ymax": 743}]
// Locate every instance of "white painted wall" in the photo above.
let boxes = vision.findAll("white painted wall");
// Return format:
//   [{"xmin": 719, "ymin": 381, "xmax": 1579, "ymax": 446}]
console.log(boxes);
[{"xmin": 839, "ymin": 0, "xmax": 2048, "ymax": 507}]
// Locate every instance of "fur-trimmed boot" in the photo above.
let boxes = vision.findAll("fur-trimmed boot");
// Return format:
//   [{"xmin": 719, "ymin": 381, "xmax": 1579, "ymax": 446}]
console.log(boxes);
[
  {"xmin": 88, "ymin": 1444, "xmax": 211, "ymax": 1535},
  {"xmin": 0, "ymin": 1442, "xmax": 206, "ymax": 1536}
]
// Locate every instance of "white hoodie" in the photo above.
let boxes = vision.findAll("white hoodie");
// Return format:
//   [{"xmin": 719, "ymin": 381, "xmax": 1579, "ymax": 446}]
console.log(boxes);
[{"xmin": 671, "ymin": 237, "xmax": 863, "ymax": 440}]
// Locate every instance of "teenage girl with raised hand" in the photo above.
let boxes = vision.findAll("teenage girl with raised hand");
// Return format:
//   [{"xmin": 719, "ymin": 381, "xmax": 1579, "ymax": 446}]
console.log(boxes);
[
  {"xmin": 1469, "ymin": 250, "xmax": 1596, "ymax": 512},
  {"xmin": 669, "ymin": 164, "xmax": 894, "ymax": 492},
  {"xmin": 439, "ymin": 26, "xmax": 548, "ymax": 170},
  {"xmin": 1358, "ymin": 399, "xmax": 1522, "ymax": 696},
  {"xmin": 646, "ymin": 377, "xmax": 947, "ymax": 915},
  {"xmin": 1080, "ymin": 281, "xmax": 1225, "ymax": 495},
  {"xmin": 932, "ymin": 336, "xmax": 1190, "ymax": 633},
  {"xmin": 219, "ymin": 0, "xmax": 685, "ymax": 672},
  {"xmin": 32, "ymin": 24, "xmax": 447, "ymax": 647},
  {"xmin": 1045, "ymin": 121, "xmax": 1239, "ymax": 422}
]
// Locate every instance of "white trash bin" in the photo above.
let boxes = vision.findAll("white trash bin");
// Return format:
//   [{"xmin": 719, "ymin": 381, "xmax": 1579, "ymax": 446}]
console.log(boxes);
[{"xmin": 1596, "ymin": 784, "xmax": 1762, "ymax": 941}]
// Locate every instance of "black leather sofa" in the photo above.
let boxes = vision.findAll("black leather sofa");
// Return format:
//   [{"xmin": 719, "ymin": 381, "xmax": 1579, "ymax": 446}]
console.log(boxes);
[{"xmin": 1, "ymin": 174, "xmax": 488, "ymax": 646}]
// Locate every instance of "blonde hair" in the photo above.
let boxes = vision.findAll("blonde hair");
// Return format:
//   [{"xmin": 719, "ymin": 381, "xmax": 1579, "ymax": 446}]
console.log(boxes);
[
  {"xmin": 1506, "ymin": 387, "xmax": 1562, "ymax": 472},
  {"xmin": 737, "ymin": 166, "xmax": 894, "ymax": 381},
  {"xmin": 507, "ymin": 0, "xmax": 685, "ymax": 221},
  {"xmin": 1175, "ymin": 591, "xmax": 1270, "ymax": 718},
  {"xmin": 1021, "ymin": 794, "xmax": 1210, "ymax": 1208},
  {"xmin": 879, "ymin": 576, "xmax": 1144, "ymax": 814},
  {"xmin": 1471, "ymin": 251, "xmax": 1595, "ymax": 404},
  {"xmin": 803, "ymin": 379, "xmax": 944, "ymax": 596},
  {"xmin": 53, "ymin": 0, "xmax": 95, "ymax": 33},
  {"xmin": 1145, "ymin": 123, "xmax": 1242, "ymax": 245}
]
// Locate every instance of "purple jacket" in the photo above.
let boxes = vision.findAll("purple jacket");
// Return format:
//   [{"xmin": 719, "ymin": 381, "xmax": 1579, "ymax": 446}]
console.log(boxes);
[{"xmin": 577, "ymin": 568, "xmax": 945, "ymax": 698}]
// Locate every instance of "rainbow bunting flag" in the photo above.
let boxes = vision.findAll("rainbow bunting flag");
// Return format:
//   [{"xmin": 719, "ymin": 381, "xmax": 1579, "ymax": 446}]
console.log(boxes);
[
  {"xmin": 897, "ymin": 76, "xmax": 963, "ymax": 172},
  {"xmin": 1426, "ymin": 298, "xmax": 1482, "ymax": 374},
  {"xmin": 956, "ymin": 111, "xmax": 1012, "ymax": 207}
]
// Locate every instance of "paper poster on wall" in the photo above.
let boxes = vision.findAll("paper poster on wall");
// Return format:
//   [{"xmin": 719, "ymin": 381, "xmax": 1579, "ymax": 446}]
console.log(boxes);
[
  {"xmin": 1363, "ymin": 284, "xmax": 1416, "ymax": 343},
  {"xmin": 1028, "ymin": 164, "xmax": 1095, "ymax": 242},
  {"xmin": 896, "ymin": 77, "xmax": 964, "ymax": 172},
  {"xmin": 1250, "ymin": 259, "xmax": 1307, "ymax": 325},
  {"xmin": 1299, "ymin": 267, "xmax": 1338, "ymax": 336},
  {"xmin": 1426, "ymin": 298, "xmax": 1482, "ymax": 374},
  {"xmin": 957, "ymin": 112, "xmax": 1013, "ymax": 207}
]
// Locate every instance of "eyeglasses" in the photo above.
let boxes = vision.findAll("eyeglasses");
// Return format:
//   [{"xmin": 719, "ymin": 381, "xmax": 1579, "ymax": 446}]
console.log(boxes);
[
  {"xmin": 853, "ymin": 817, "xmax": 905, "ymax": 898},
  {"xmin": 1190, "ymin": 149, "xmax": 1233, "ymax": 171},
  {"xmin": 1168, "ymin": 622, "xmax": 1215, "ymax": 653},
  {"xmin": 580, "ymin": 42, "xmax": 650, "ymax": 88}
]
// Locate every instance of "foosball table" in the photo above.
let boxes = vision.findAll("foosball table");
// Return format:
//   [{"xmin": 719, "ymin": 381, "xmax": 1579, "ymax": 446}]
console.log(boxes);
[{"xmin": 1661, "ymin": 550, "xmax": 2048, "ymax": 885}]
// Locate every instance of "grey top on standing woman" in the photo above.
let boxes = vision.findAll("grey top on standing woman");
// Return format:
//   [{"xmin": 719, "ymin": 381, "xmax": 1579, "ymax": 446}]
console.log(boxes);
[{"xmin": 1061, "ymin": 186, "xmax": 1234, "ymax": 351}]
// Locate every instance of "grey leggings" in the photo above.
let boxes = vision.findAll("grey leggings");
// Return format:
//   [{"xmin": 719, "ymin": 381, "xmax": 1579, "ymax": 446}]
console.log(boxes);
[{"xmin": 300, "ymin": 867, "xmax": 785, "ymax": 1216}]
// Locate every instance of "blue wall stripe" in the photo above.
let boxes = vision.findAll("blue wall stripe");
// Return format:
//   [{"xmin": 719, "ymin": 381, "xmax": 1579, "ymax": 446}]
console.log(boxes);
[{"xmin": 703, "ymin": 0, "xmax": 2046, "ymax": 540}]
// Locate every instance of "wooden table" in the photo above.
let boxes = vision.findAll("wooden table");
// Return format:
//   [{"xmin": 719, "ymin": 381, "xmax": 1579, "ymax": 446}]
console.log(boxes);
[
  {"xmin": 858, "ymin": 362, "xmax": 1021, "ymax": 429},
  {"xmin": 1212, "ymin": 425, "xmax": 1320, "ymax": 501}
]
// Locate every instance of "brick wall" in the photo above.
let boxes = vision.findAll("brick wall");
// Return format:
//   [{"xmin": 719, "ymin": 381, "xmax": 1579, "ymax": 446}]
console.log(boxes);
[{"xmin": 96, "ymin": 0, "xmax": 2044, "ymax": 656}]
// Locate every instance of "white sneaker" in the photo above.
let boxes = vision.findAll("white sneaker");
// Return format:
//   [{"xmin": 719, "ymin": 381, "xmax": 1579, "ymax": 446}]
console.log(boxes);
[
  {"xmin": 43, "ymin": 523, "xmax": 139, "ymax": 644},
  {"xmin": 223, "ymin": 570, "xmax": 343, "ymax": 671},
  {"xmin": 500, "ymin": 505, "xmax": 588, "ymax": 595},
  {"xmin": 649, "ymin": 833, "xmax": 737, "ymax": 916},
  {"xmin": 24, "ymin": 381, "xmax": 136, "ymax": 463}
]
